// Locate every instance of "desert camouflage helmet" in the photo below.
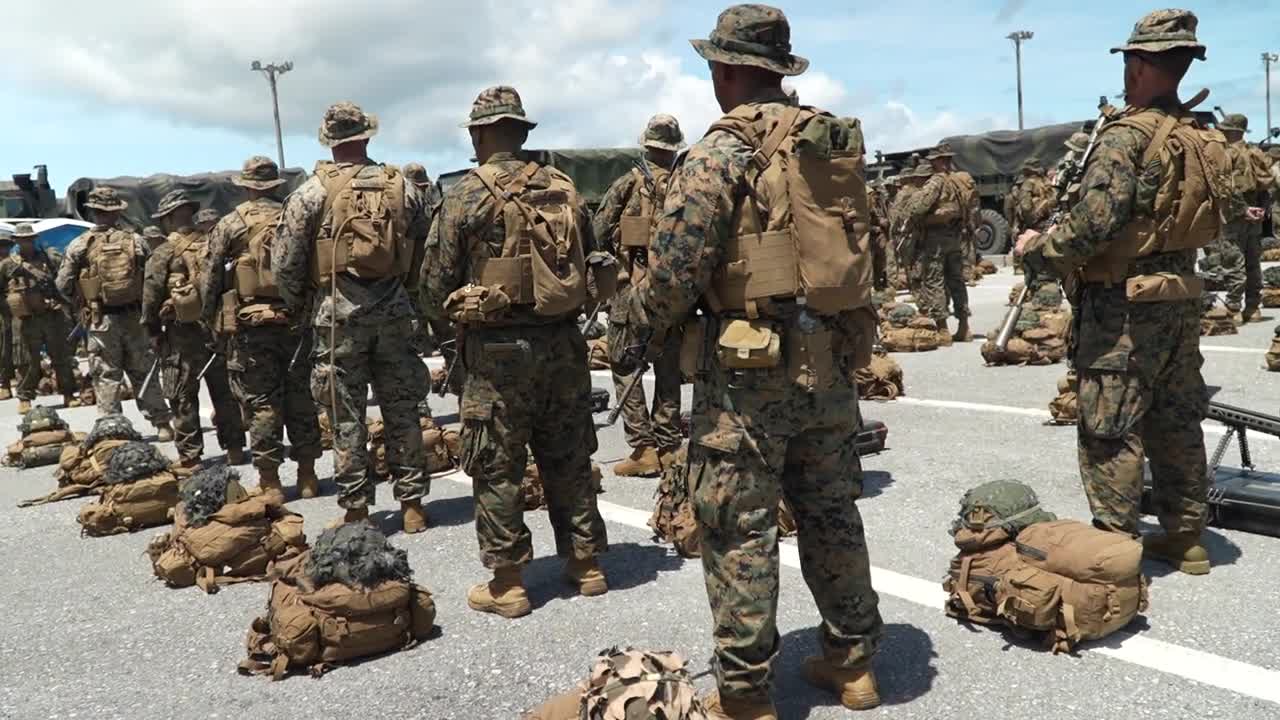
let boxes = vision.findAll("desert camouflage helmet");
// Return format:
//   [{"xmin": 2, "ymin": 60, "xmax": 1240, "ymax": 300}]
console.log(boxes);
[
  {"xmin": 462, "ymin": 85, "xmax": 537, "ymax": 129},
  {"xmin": 1063, "ymin": 132, "xmax": 1090, "ymax": 152},
  {"xmin": 11, "ymin": 223, "xmax": 37, "ymax": 240},
  {"xmin": 581, "ymin": 647, "xmax": 708, "ymax": 719},
  {"xmin": 1218, "ymin": 113, "xmax": 1249, "ymax": 133},
  {"xmin": 84, "ymin": 186, "xmax": 128, "ymax": 212},
  {"xmin": 1110, "ymin": 8, "xmax": 1206, "ymax": 61},
  {"xmin": 232, "ymin": 155, "xmax": 286, "ymax": 189},
  {"xmin": 691, "ymin": 4, "xmax": 809, "ymax": 77},
  {"xmin": 640, "ymin": 113, "xmax": 686, "ymax": 151},
  {"xmin": 318, "ymin": 101, "xmax": 379, "ymax": 147},
  {"xmin": 151, "ymin": 189, "xmax": 199, "ymax": 219},
  {"xmin": 403, "ymin": 162, "xmax": 432, "ymax": 187}
]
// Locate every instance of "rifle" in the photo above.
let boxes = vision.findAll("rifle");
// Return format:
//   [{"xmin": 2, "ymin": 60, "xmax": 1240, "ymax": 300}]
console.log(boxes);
[
  {"xmin": 1205, "ymin": 402, "xmax": 1280, "ymax": 473},
  {"xmin": 580, "ymin": 301, "xmax": 603, "ymax": 334},
  {"xmin": 605, "ymin": 360, "xmax": 647, "ymax": 427},
  {"xmin": 287, "ymin": 327, "xmax": 311, "ymax": 373},
  {"xmin": 137, "ymin": 356, "xmax": 161, "ymax": 400}
]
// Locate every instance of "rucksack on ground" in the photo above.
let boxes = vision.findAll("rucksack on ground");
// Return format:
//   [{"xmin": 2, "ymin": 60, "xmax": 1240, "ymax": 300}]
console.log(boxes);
[{"xmin": 77, "ymin": 441, "xmax": 178, "ymax": 536}]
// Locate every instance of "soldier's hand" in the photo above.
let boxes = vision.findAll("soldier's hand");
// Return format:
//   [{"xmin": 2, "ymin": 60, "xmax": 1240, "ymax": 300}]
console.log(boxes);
[{"xmin": 1246, "ymin": 207, "xmax": 1265, "ymax": 222}]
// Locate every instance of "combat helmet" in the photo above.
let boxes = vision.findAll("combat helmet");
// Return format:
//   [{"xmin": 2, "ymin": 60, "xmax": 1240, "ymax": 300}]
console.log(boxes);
[
  {"xmin": 581, "ymin": 647, "xmax": 708, "ymax": 720},
  {"xmin": 179, "ymin": 465, "xmax": 249, "ymax": 527},
  {"xmin": 305, "ymin": 522, "xmax": 412, "ymax": 589},
  {"xmin": 103, "ymin": 441, "xmax": 170, "ymax": 485},
  {"xmin": 952, "ymin": 480, "xmax": 1056, "ymax": 538},
  {"xmin": 18, "ymin": 406, "xmax": 67, "ymax": 436},
  {"xmin": 888, "ymin": 304, "xmax": 918, "ymax": 327},
  {"xmin": 84, "ymin": 414, "xmax": 142, "ymax": 449},
  {"xmin": 1014, "ymin": 308, "xmax": 1041, "ymax": 333}
]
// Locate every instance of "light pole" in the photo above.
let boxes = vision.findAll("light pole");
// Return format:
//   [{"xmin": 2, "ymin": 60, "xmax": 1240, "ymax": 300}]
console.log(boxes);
[
  {"xmin": 1265, "ymin": 52, "xmax": 1278, "ymax": 140},
  {"xmin": 251, "ymin": 60, "xmax": 293, "ymax": 170},
  {"xmin": 1007, "ymin": 31, "xmax": 1034, "ymax": 130}
]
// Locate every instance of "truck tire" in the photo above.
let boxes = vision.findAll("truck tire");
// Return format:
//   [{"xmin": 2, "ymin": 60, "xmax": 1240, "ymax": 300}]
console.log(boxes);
[{"xmin": 975, "ymin": 209, "xmax": 1010, "ymax": 255}]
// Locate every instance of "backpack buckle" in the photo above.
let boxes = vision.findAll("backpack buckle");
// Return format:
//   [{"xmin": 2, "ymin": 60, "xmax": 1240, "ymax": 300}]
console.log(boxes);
[{"xmin": 749, "ymin": 149, "xmax": 770, "ymax": 172}]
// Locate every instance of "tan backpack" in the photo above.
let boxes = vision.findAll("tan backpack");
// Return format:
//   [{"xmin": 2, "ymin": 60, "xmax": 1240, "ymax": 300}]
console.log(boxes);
[
  {"xmin": 854, "ymin": 350, "xmax": 905, "ymax": 400},
  {"xmin": 77, "ymin": 471, "xmax": 179, "ymax": 536},
  {"xmin": 165, "ymin": 231, "xmax": 209, "ymax": 324},
  {"xmin": 311, "ymin": 163, "xmax": 411, "ymax": 283},
  {"xmin": 4, "ymin": 429, "xmax": 81, "ymax": 469},
  {"xmin": 79, "ymin": 229, "xmax": 142, "ymax": 306},
  {"xmin": 470, "ymin": 162, "xmax": 588, "ymax": 319},
  {"xmin": 4, "ymin": 254, "xmax": 56, "ymax": 319},
  {"xmin": 232, "ymin": 201, "xmax": 283, "ymax": 301},
  {"xmin": 707, "ymin": 106, "xmax": 873, "ymax": 317},
  {"xmin": 1048, "ymin": 371, "xmax": 1079, "ymax": 424},
  {"xmin": 618, "ymin": 166, "xmax": 668, "ymax": 253}
]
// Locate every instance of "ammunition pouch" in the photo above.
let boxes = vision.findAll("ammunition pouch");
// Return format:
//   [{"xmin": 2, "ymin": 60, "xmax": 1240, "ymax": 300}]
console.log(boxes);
[
  {"xmin": 1124, "ymin": 273, "xmax": 1203, "ymax": 303},
  {"xmin": 78, "ymin": 274, "xmax": 103, "ymax": 304},
  {"xmin": 716, "ymin": 319, "xmax": 781, "ymax": 369},
  {"xmin": 216, "ymin": 290, "xmax": 239, "ymax": 334},
  {"xmin": 444, "ymin": 284, "xmax": 511, "ymax": 325},
  {"xmin": 619, "ymin": 214, "xmax": 653, "ymax": 248},
  {"xmin": 169, "ymin": 283, "xmax": 202, "ymax": 324}
]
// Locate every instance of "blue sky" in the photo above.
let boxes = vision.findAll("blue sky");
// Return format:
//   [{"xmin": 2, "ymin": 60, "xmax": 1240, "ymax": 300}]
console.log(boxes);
[{"xmin": 1, "ymin": 1, "xmax": 1275, "ymax": 196}]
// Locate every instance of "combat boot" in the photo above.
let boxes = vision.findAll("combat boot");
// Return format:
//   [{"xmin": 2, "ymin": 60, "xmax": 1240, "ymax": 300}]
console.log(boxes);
[
  {"xmin": 255, "ymin": 467, "xmax": 284, "ymax": 503},
  {"xmin": 614, "ymin": 446, "xmax": 661, "ymax": 478},
  {"xmin": 1242, "ymin": 304, "xmax": 1263, "ymax": 323},
  {"xmin": 802, "ymin": 657, "xmax": 881, "ymax": 711},
  {"xmin": 401, "ymin": 499, "xmax": 428, "ymax": 534},
  {"xmin": 1143, "ymin": 533, "xmax": 1210, "ymax": 575},
  {"xmin": 326, "ymin": 505, "xmax": 370, "ymax": 529},
  {"xmin": 952, "ymin": 318, "xmax": 973, "ymax": 342},
  {"xmin": 703, "ymin": 691, "xmax": 777, "ymax": 720},
  {"xmin": 564, "ymin": 556, "xmax": 609, "ymax": 597},
  {"xmin": 155, "ymin": 422, "xmax": 175, "ymax": 443},
  {"xmin": 467, "ymin": 566, "xmax": 532, "ymax": 619},
  {"xmin": 0, "ymin": 384, "xmax": 12, "ymax": 400},
  {"xmin": 226, "ymin": 447, "xmax": 247, "ymax": 465},
  {"xmin": 17, "ymin": 399, "xmax": 31, "ymax": 414},
  {"xmin": 296, "ymin": 459, "xmax": 319, "ymax": 499}
]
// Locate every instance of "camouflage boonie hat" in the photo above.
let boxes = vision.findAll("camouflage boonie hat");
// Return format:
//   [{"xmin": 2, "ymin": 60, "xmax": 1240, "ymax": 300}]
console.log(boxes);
[
  {"xmin": 143, "ymin": 226, "xmax": 165, "ymax": 242},
  {"xmin": 911, "ymin": 163, "xmax": 934, "ymax": 178},
  {"xmin": 462, "ymin": 85, "xmax": 537, "ymax": 129},
  {"xmin": 84, "ymin": 186, "xmax": 128, "ymax": 211},
  {"xmin": 581, "ymin": 647, "xmax": 708, "ymax": 720},
  {"xmin": 1218, "ymin": 113, "xmax": 1248, "ymax": 133},
  {"xmin": 640, "ymin": 113, "xmax": 686, "ymax": 151},
  {"xmin": 232, "ymin": 155, "xmax": 286, "ymax": 190},
  {"xmin": 691, "ymin": 4, "xmax": 809, "ymax": 77},
  {"xmin": 1063, "ymin": 132, "xmax": 1090, "ymax": 152},
  {"xmin": 403, "ymin": 162, "xmax": 431, "ymax": 187},
  {"xmin": 194, "ymin": 209, "xmax": 220, "ymax": 226},
  {"xmin": 11, "ymin": 223, "xmax": 37, "ymax": 240},
  {"xmin": 1110, "ymin": 9, "xmax": 1206, "ymax": 61},
  {"xmin": 318, "ymin": 101, "xmax": 379, "ymax": 148},
  {"xmin": 1020, "ymin": 159, "xmax": 1042, "ymax": 174},
  {"xmin": 926, "ymin": 143, "xmax": 955, "ymax": 160},
  {"xmin": 151, "ymin": 189, "xmax": 198, "ymax": 219}
]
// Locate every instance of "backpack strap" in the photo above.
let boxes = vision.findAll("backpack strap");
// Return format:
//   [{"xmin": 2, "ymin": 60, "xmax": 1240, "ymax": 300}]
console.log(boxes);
[{"xmin": 317, "ymin": 164, "xmax": 368, "ymax": 235}]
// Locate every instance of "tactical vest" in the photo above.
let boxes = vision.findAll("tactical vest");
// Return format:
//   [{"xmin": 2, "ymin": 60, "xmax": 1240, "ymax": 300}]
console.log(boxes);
[
  {"xmin": 1081, "ymin": 108, "xmax": 1231, "ymax": 287},
  {"xmin": 310, "ymin": 162, "xmax": 411, "ymax": 284},
  {"xmin": 4, "ymin": 253, "xmax": 56, "ymax": 319},
  {"xmin": 706, "ymin": 104, "xmax": 873, "ymax": 318},
  {"xmin": 78, "ymin": 228, "xmax": 142, "ymax": 306},
  {"xmin": 469, "ymin": 161, "xmax": 588, "ymax": 319},
  {"xmin": 164, "ymin": 230, "xmax": 208, "ymax": 324},
  {"xmin": 231, "ymin": 201, "xmax": 284, "ymax": 302},
  {"xmin": 1229, "ymin": 142, "xmax": 1258, "ymax": 196}
]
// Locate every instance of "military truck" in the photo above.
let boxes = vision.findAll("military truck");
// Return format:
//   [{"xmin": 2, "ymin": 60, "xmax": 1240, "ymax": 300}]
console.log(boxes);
[
  {"xmin": 867, "ymin": 121, "xmax": 1087, "ymax": 255},
  {"xmin": 65, "ymin": 168, "xmax": 308, "ymax": 230},
  {"xmin": 438, "ymin": 148, "xmax": 643, "ymax": 213},
  {"xmin": 0, "ymin": 166, "xmax": 59, "ymax": 219}
]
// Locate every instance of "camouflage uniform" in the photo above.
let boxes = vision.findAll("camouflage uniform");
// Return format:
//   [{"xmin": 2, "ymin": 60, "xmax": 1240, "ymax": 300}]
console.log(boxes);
[
  {"xmin": 867, "ymin": 184, "xmax": 897, "ymax": 289},
  {"xmin": 142, "ymin": 226, "xmax": 166, "ymax": 252},
  {"xmin": 1216, "ymin": 114, "xmax": 1267, "ymax": 313},
  {"xmin": 592, "ymin": 115, "xmax": 685, "ymax": 458},
  {"xmin": 888, "ymin": 163, "xmax": 931, "ymax": 283},
  {"xmin": 420, "ymin": 86, "xmax": 607, "ymax": 571},
  {"xmin": 0, "ymin": 234, "xmax": 15, "ymax": 398},
  {"xmin": 1006, "ymin": 161, "xmax": 1057, "ymax": 293},
  {"xmin": 201, "ymin": 157, "xmax": 322, "ymax": 474},
  {"xmin": 403, "ymin": 161, "xmax": 446, "ymax": 410},
  {"xmin": 0, "ymin": 226, "xmax": 77, "ymax": 402},
  {"xmin": 55, "ymin": 187, "xmax": 172, "ymax": 424},
  {"xmin": 274, "ymin": 103, "xmax": 430, "ymax": 512},
  {"xmin": 905, "ymin": 145, "xmax": 974, "ymax": 333},
  {"xmin": 627, "ymin": 8, "xmax": 882, "ymax": 703},
  {"xmin": 1021, "ymin": 11, "xmax": 1231, "ymax": 541},
  {"xmin": 143, "ymin": 190, "xmax": 244, "ymax": 463}
]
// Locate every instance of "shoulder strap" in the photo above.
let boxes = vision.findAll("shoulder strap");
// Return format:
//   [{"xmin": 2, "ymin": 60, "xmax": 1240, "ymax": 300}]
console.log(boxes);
[{"xmin": 317, "ymin": 165, "xmax": 368, "ymax": 228}]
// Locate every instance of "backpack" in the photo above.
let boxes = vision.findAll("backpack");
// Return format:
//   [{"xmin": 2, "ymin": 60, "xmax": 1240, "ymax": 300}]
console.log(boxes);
[
  {"xmin": 471, "ymin": 162, "xmax": 588, "ymax": 319},
  {"xmin": 707, "ymin": 105, "xmax": 874, "ymax": 317},
  {"xmin": 854, "ymin": 350, "xmax": 905, "ymax": 400},
  {"xmin": 311, "ymin": 163, "xmax": 411, "ymax": 283},
  {"xmin": 79, "ymin": 229, "xmax": 142, "ymax": 306},
  {"xmin": 148, "ymin": 495, "xmax": 307, "ymax": 593},
  {"xmin": 166, "ymin": 231, "xmax": 209, "ymax": 324},
  {"xmin": 16, "ymin": 437, "xmax": 131, "ymax": 507},
  {"xmin": 77, "ymin": 470, "xmax": 179, "ymax": 536},
  {"xmin": 4, "ymin": 429, "xmax": 82, "ymax": 469},
  {"xmin": 232, "ymin": 201, "xmax": 283, "ymax": 301},
  {"xmin": 4, "ymin": 254, "xmax": 56, "ymax": 319}
]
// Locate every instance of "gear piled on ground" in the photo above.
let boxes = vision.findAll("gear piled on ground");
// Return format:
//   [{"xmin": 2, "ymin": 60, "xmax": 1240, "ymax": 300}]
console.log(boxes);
[
  {"xmin": 1262, "ymin": 236, "xmax": 1280, "ymax": 262},
  {"xmin": 323, "ymin": 415, "xmax": 459, "ymax": 475},
  {"xmin": 1198, "ymin": 253, "xmax": 1229, "ymax": 291},
  {"xmin": 84, "ymin": 413, "xmax": 143, "ymax": 448},
  {"xmin": 880, "ymin": 304, "xmax": 950, "ymax": 352},
  {"xmin": 1200, "ymin": 293, "xmax": 1239, "ymax": 336},
  {"xmin": 148, "ymin": 465, "xmax": 307, "ymax": 593},
  {"xmin": 522, "ymin": 458, "xmax": 603, "ymax": 511},
  {"xmin": 17, "ymin": 414, "xmax": 143, "ymax": 507},
  {"xmin": 1265, "ymin": 325, "xmax": 1280, "ymax": 372},
  {"xmin": 855, "ymin": 350, "xmax": 905, "ymax": 400},
  {"xmin": 1261, "ymin": 266, "xmax": 1280, "ymax": 308},
  {"xmin": 77, "ymin": 440, "xmax": 179, "ymax": 535},
  {"xmin": 1047, "ymin": 371, "xmax": 1079, "ymax": 424},
  {"xmin": 239, "ymin": 523, "xmax": 436, "ymax": 680},
  {"xmin": 5, "ymin": 407, "xmax": 83, "ymax": 468},
  {"xmin": 978, "ymin": 258, "xmax": 998, "ymax": 276},
  {"xmin": 980, "ymin": 307, "xmax": 1070, "ymax": 366},
  {"xmin": 523, "ymin": 646, "xmax": 708, "ymax": 719},
  {"xmin": 942, "ymin": 480, "xmax": 1147, "ymax": 653},
  {"xmin": 586, "ymin": 338, "xmax": 610, "ymax": 370}
]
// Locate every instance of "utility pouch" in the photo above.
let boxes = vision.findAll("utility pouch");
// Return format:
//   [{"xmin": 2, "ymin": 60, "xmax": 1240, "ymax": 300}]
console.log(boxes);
[
  {"xmin": 170, "ymin": 284, "xmax": 202, "ymax": 324},
  {"xmin": 679, "ymin": 316, "xmax": 708, "ymax": 382},
  {"xmin": 6, "ymin": 293, "xmax": 31, "ymax": 319},
  {"xmin": 78, "ymin": 274, "xmax": 103, "ymax": 303},
  {"xmin": 217, "ymin": 289, "xmax": 239, "ymax": 334},
  {"xmin": 1125, "ymin": 273, "xmax": 1203, "ymax": 303},
  {"xmin": 619, "ymin": 215, "xmax": 653, "ymax": 248},
  {"xmin": 786, "ymin": 326, "xmax": 836, "ymax": 390},
  {"xmin": 716, "ymin": 318, "xmax": 780, "ymax": 369},
  {"xmin": 444, "ymin": 285, "xmax": 511, "ymax": 325}
]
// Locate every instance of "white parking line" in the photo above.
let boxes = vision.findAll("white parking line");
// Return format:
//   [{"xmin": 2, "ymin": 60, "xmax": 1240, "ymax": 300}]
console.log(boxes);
[{"xmin": 1200, "ymin": 345, "xmax": 1268, "ymax": 355}]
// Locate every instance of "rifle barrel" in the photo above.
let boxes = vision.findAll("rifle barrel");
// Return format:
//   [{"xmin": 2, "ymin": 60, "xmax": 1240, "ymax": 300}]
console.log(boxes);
[{"xmin": 1208, "ymin": 401, "xmax": 1280, "ymax": 436}]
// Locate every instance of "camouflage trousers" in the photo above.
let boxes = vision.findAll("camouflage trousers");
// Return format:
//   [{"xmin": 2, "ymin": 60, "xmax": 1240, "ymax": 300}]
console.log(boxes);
[
  {"xmin": 606, "ymin": 324, "xmax": 682, "ymax": 451},
  {"xmin": 459, "ymin": 321, "xmax": 607, "ymax": 569},
  {"xmin": 311, "ymin": 316, "xmax": 427, "ymax": 510},
  {"xmin": 871, "ymin": 231, "xmax": 898, "ymax": 291},
  {"xmin": 0, "ymin": 314, "xmax": 12, "ymax": 386},
  {"xmin": 910, "ymin": 231, "xmax": 968, "ymax": 326},
  {"xmin": 227, "ymin": 323, "xmax": 321, "ymax": 470},
  {"xmin": 687, "ymin": 338, "xmax": 882, "ymax": 699},
  {"xmin": 88, "ymin": 307, "xmax": 171, "ymax": 423},
  {"xmin": 1223, "ymin": 221, "xmax": 1263, "ymax": 309},
  {"xmin": 1075, "ymin": 291, "xmax": 1207, "ymax": 537},
  {"xmin": 163, "ymin": 325, "xmax": 244, "ymax": 462},
  {"xmin": 13, "ymin": 311, "xmax": 76, "ymax": 402},
  {"xmin": 1205, "ymin": 231, "xmax": 1247, "ymax": 306}
]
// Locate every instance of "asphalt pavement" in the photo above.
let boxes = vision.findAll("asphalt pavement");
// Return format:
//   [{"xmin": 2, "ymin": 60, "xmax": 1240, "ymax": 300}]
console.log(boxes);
[{"xmin": 1, "ymin": 265, "xmax": 1278, "ymax": 719}]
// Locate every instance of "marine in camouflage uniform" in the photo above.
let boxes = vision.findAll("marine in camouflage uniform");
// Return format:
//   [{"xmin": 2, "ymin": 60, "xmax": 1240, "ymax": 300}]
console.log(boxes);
[
  {"xmin": 0, "ymin": 231, "xmax": 15, "ymax": 401},
  {"xmin": 142, "ymin": 226, "xmax": 167, "ymax": 252},
  {"xmin": 592, "ymin": 114, "xmax": 686, "ymax": 477},
  {"xmin": 1216, "ymin": 113, "xmax": 1270, "ymax": 320},
  {"xmin": 624, "ymin": 6, "xmax": 882, "ymax": 715},
  {"xmin": 421, "ymin": 86, "xmax": 609, "ymax": 618},
  {"xmin": 888, "ymin": 162, "xmax": 932, "ymax": 287},
  {"xmin": 201, "ymin": 156, "xmax": 322, "ymax": 498},
  {"xmin": 0, "ymin": 224, "xmax": 78, "ymax": 411},
  {"xmin": 55, "ymin": 187, "xmax": 174, "ymax": 436},
  {"xmin": 142, "ymin": 189, "xmax": 245, "ymax": 466},
  {"xmin": 867, "ymin": 181, "xmax": 897, "ymax": 290},
  {"xmin": 1019, "ymin": 9, "xmax": 1235, "ymax": 576},
  {"xmin": 403, "ymin": 161, "xmax": 449, "ymax": 408},
  {"xmin": 274, "ymin": 102, "xmax": 430, "ymax": 532},
  {"xmin": 194, "ymin": 208, "xmax": 220, "ymax": 235},
  {"xmin": 1005, "ymin": 160, "xmax": 1057, "ymax": 294},
  {"xmin": 906, "ymin": 143, "xmax": 977, "ymax": 341}
]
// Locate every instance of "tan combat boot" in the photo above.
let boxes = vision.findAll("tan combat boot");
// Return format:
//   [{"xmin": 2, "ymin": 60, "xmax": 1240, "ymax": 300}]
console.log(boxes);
[
  {"xmin": 467, "ymin": 566, "xmax": 532, "ymax": 618},
  {"xmin": 155, "ymin": 421, "xmax": 175, "ymax": 442},
  {"xmin": 0, "ymin": 384, "xmax": 11, "ymax": 401},
  {"xmin": 1143, "ymin": 533, "xmax": 1210, "ymax": 575},
  {"xmin": 953, "ymin": 318, "xmax": 973, "ymax": 342},
  {"xmin": 256, "ymin": 466, "xmax": 285, "ymax": 504},
  {"xmin": 326, "ymin": 505, "xmax": 370, "ymax": 529},
  {"xmin": 564, "ymin": 556, "xmax": 609, "ymax": 597},
  {"xmin": 803, "ymin": 657, "xmax": 882, "ymax": 711},
  {"xmin": 614, "ymin": 446, "xmax": 661, "ymax": 478},
  {"xmin": 401, "ymin": 499, "xmax": 428, "ymax": 534},
  {"xmin": 17, "ymin": 399, "xmax": 32, "ymax": 414},
  {"xmin": 703, "ymin": 691, "xmax": 777, "ymax": 720},
  {"xmin": 1242, "ymin": 304, "xmax": 1263, "ymax": 323},
  {"xmin": 226, "ymin": 447, "xmax": 247, "ymax": 465},
  {"xmin": 296, "ymin": 459, "xmax": 319, "ymax": 499}
]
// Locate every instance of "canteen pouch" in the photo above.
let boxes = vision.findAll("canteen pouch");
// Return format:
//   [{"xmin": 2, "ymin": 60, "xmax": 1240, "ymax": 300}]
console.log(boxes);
[
  {"xmin": 1125, "ymin": 273, "xmax": 1203, "ymax": 303},
  {"xmin": 716, "ymin": 318, "xmax": 781, "ymax": 370},
  {"xmin": 170, "ymin": 283, "xmax": 202, "ymax": 324}
]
